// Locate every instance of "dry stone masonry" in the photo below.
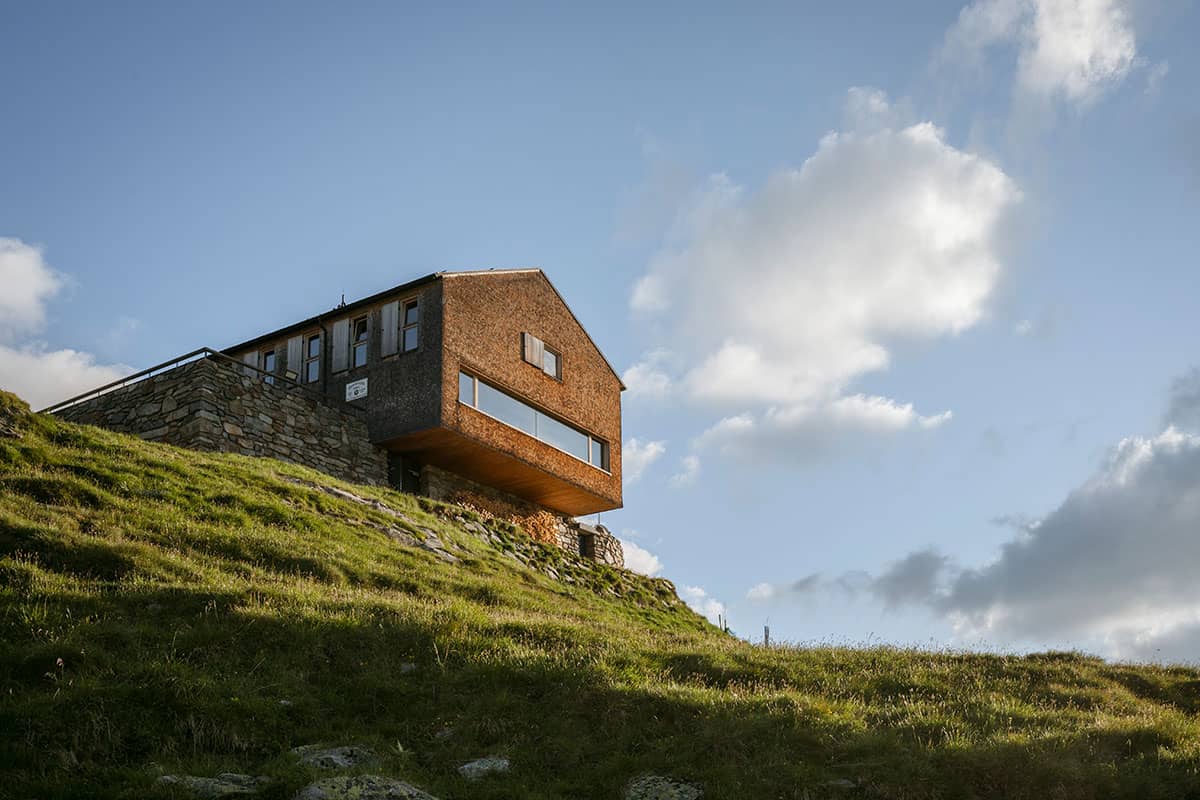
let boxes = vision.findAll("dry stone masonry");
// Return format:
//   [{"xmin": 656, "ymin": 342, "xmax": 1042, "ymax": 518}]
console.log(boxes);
[{"xmin": 56, "ymin": 358, "xmax": 387, "ymax": 486}]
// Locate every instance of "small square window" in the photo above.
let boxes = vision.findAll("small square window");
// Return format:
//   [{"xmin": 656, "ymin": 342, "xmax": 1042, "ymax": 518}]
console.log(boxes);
[{"xmin": 542, "ymin": 347, "xmax": 561, "ymax": 379}]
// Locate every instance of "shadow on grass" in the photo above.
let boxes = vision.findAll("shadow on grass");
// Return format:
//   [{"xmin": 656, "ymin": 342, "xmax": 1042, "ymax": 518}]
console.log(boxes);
[{"xmin": 4, "ymin": 582, "xmax": 1200, "ymax": 800}]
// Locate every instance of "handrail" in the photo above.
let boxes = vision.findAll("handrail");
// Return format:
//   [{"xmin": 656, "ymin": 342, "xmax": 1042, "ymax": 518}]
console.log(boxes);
[{"xmin": 38, "ymin": 347, "xmax": 348, "ymax": 415}]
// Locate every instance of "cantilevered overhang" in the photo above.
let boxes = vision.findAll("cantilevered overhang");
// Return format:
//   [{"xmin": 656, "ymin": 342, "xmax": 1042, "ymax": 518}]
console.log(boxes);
[{"xmin": 378, "ymin": 426, "xmax": 621, "ymax": 517}]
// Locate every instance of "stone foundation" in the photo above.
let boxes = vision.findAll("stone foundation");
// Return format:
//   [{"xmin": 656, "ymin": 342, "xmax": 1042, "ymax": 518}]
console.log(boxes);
[
  {"xmin": 421, "ymin": 463, "xmax": 623, "ymax": 566},
  {"xmin": 55, "ymin": 357, "xmax": 388, "ymax": 486}
]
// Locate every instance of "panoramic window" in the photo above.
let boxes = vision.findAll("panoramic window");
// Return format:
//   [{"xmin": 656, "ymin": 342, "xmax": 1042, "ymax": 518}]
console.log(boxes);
[
  {"xmin": 402, "ymin": 300, "xmax": 419, "ymax": 352},
  {"xmin": 262, "ymin": 350, "xmax": 276, "ymax": 385},
  {"xmin": 303, "ymin": 334, "xmax": 321, "ymax": 383},
  {"xmin": 351, "ymin": 316, "xmax": 368, "ymax": 368},
  {"xmin": 457, "ymin": 371, "xmax": 609, "ymax": 471}
]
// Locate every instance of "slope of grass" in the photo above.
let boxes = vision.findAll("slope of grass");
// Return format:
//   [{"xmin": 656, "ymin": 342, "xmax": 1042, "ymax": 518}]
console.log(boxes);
[{"xmin": 2, "ymin": 390, "xmax": 1200, "ymax": 799}]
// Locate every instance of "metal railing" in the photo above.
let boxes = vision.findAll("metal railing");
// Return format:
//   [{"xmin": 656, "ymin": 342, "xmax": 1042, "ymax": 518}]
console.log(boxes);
[{"xmin": 38, "ymin": 347, "xmax": 348, "ymax": 415}]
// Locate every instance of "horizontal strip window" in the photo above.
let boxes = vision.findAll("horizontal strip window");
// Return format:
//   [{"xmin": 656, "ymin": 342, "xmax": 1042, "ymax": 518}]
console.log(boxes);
[{"xmin": 458, "ymin": 371, "xmax": 609, "ymax": 471}]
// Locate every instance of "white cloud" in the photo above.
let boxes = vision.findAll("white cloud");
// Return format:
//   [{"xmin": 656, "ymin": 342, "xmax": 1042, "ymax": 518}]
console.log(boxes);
[
  {"xmin": 0, "ymin": 237, "xmax": 131, "ymax": 408},
  {"xmin": 622, "ymin": 437, "xmax": 667, "ymax": 484},
  {"xmin": 632, "ymin": 89, "xmax": 1018, "ymax": 463},
  {"xmin": 680, "ymin": 584, "xmax": 727, "ymax": 625},
  {"xmin": 0, "ymin": 344, "xmax": 131, "ymax": 410},
  {"xmin": 620, "ymin": 538, "xmax": 663, "ymax": 577},
  {"xmin": 943, "ymin": 0, "xmax": 1139, "ymax": 106},
  {"xmin": 696, "ymin": 395, "xmax": 952, "ymax": 462},
  {"xmin": 621, "ymin": 349, "xmax": 674, "ymax": 400},
  {"xmin": 746, "ymin": 582, "xmax": 777, "ymax": 602},
  {"xmin": 0, "ymin": 238, "xmax": 63, "ymax": 341},
  {"xmin": 668, "ymin": 455, "xmax": 700, "ymax": 488}
]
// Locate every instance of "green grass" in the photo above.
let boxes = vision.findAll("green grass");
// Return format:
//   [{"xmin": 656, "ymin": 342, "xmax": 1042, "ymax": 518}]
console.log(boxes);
[{"xmin": 2, "ymin": 390, "xmax": 1200, "ymax": 799}]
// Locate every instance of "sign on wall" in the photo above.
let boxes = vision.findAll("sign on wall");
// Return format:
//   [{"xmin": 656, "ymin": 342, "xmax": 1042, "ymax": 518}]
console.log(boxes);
[{"xmin": 345, "ymin": 378, "xmax": 368, "ymax": 401}]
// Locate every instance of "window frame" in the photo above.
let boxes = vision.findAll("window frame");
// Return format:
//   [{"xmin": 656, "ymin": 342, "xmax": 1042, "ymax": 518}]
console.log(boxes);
[
  {"xmin": 261, "ymin": 349, "xmax": 277, "ymax": 385},
  {"xmin": 401, "ymin": 299, "xmax": 420, "ymax": 353},
  {"xmin": 302, "ymin": 333, "xmax": 322, "ymax": 384},
  {"xmin": 351, "ymin": 315, "xmax": 369, "ymax": 369}
]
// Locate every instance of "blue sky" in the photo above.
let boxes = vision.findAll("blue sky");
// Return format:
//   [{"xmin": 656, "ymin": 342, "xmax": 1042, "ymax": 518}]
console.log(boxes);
[{"xmin": 4, "ymin": 1, "xmax": 1200, "ymax": 662}]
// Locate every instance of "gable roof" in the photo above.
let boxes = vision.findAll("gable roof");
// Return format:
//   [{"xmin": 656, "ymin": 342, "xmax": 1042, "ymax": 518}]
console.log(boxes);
[
  {"xmin": 440, "ymin": 269, "xmax": 626, "ymax": 391},
  {"xmin": 221, "ymin": 268, "xmax": 626, "ymax": 391}
]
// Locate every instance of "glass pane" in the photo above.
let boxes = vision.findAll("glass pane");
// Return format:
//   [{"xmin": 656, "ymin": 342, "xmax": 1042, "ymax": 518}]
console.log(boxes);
[
  {"xmin": 403, "ymin": 326, "xmax": 419, "ymax": 352},
  {"xmin": 305, "ymin": 361, "xmax": 319, "ymax": 383},
  {"xmin": 353, "ymin": 318, "xmax": 368, "ymax": 341},
  {"xmin": 263, "ymin": 352, "xmax": 276, "ymax": 371},
  {"xmin": 542, "ymin": 349, "xmax": 558, "ymax": 377},
  {"xmin": 590, "ymin": 438, "xmax": 609, "ymax": 470},
  {"xmin": 458, "ymin": 372, "xmax": 475, "ymax": 405},
  {"xmin": 353, "ymin": 342, "xmax": 367, "ymax": 367},
  {"xmin": 537, "ymin": 411, "xmax": 589, "ymax": 461},
  {"xmin": 477, "ymin": 380, "xmax": 536, "ymax": 435},
  {"xmin": 307, "ymin": 336, "xmax": 321, "ymax": 357},
  {"xmin": 404, "ymin": 301, "xmax": 419, "ymax": 326}
]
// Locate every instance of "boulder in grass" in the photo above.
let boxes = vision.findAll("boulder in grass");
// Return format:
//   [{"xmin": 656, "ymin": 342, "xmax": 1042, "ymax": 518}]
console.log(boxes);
[
  {"xmin": 156, "ymin": 773, "xmax": 267, "ymax": 798},
  {"xmin": 293, "ymin": 775, "xmax": 440, "ymax": 800},
  {"xmin": 292, "ymin": 744, "xmax": 377, "ymax": 769},
  {"xmin": 624, "ymin": 775, "xmax": 704, "ymax": 800},
  {"xmin": 457, "ymin": 756, "xmax": 510, "ymax": 780}
]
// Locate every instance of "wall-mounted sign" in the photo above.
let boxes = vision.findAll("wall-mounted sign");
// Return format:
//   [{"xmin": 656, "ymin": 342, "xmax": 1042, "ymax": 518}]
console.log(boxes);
[{"xmin": 346, "ymin": 378, "xmax": 368, "ymax": 401}]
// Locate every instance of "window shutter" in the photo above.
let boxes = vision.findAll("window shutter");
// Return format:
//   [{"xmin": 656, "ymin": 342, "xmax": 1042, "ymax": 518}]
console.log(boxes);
[
  {"xmin": 380, "ymin": 301, "xmax": 399, "ymax": 356},
  {"xmin": 286, "ymin": 336, "xmax": 302, "ymax": 377},
  {"xmin": 331, "ymin": 318, "xmax": 349, "ymax": 373},
  {"xmin": 242, "ymin": 351, "xmax": 258, "ymax": 377},
  {"xmin": 522, "ymin": 332, "xmax": 544, "ymax": 365}
]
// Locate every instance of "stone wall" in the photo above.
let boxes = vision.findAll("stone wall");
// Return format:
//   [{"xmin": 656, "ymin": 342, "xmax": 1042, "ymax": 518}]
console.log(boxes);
[
  {"xmin": 578, "ymin": 522, "xmax": 625, "ymax": 569},
  {"xmin": 422, "ymin": 463, "xmax": 624, "ymax": 566},
  {"xmin": 56, "ymin": 357, "xmax": 388, "ymax": 486}
]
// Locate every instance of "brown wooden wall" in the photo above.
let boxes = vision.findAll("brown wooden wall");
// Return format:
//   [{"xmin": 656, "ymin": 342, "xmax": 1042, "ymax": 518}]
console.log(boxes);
[{"xmin": 440, "ymin": 271, "xmax": 623, "ymax": 510}]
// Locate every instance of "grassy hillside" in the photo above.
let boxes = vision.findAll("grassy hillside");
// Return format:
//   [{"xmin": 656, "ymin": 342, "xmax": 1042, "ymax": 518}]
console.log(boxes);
[{"xmin": 2, "ymin": 390, "xmax": 1200, "ymax": 799}]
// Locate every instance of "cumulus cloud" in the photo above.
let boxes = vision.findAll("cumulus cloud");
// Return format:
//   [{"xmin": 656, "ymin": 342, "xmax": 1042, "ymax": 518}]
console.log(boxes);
[
  {"xmin": 620, "ymin": 538, "xmax": 664, "ymax": 577},
  {"xmin": 622, "ymin": 437, "xmax": 667, "ymax": 483},
  {"xmin": 0, "ymin": 238, "xmax": 63, "ymax": 342},
  {"xmin": 681, "ymin": 584, "xmax": 727, "ymax": 625},
  {"xmin": 940, "ymin": 428, "xmax": 1200, "ymax": 641},
  {"xmin": 668, "ymin": 455, "xmax": 700, "ymax": 488},
  {"xmin": 697, "ymin": 396, "xmax": 952, "ymax": 462},
  {"xmin": 942, "ymin": 0, "xmax": 1139, "ymax": 106},
  {"xmin": 0, "ymin": 237, "xmax": 130, "ymax": 408},
  {"xmin": 631, "ymin": 89, "xmax": 1018, "ymax": 464},
  {"xmin": 747, "ymin": 417, "xmax": 1200, "ymax": 661},
  {"xmin": 621, "ymin": 349, "xmax": 674, "ymax": 400}
]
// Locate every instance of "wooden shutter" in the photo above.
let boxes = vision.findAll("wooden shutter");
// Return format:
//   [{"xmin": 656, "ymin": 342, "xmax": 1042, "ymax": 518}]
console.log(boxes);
[
  {"xmin": 331, "ymin": 318, "xmax": 349, "ymax": 373},
  {"xmin": 522, "ymin": 332, "xmax": 544, "ymax": 365},
  {"xmin": 380, "ymin": 301, "xmax": 399, "ymax": 357},
  {"xmin": 286, "ymin": 336, "xmax": 302, "ymax": 377},
  {"xmin": 242, "ymin": 351, "xmax": 257, "ymax": 377}
]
